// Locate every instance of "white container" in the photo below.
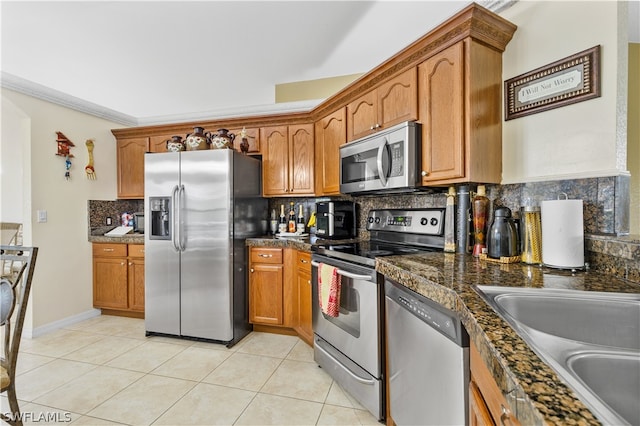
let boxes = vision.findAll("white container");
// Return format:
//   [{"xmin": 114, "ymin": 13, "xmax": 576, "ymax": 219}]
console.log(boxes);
[{"xmin": 541, "ymin": 197, "xmax": 584, "ymax": 269}]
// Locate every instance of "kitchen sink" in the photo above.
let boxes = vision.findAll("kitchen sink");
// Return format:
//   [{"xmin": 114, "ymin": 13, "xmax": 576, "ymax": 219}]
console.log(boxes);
[{"xmin": 474, "ymin": 286, "xmax": 640, "ymax": 425}]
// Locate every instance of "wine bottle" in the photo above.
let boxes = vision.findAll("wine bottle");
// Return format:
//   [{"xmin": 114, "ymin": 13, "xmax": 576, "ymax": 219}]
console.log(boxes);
[
  {"xmin": 296, "ymin": 205, "xmax": 306, "ymax": 234},
  {"xmin": 288, "ymin": 202, "xmax": 296, "ymax": 233},
  {"xmin": 278, "ymin": 204, "xmax": 287, "ymax": 234}
]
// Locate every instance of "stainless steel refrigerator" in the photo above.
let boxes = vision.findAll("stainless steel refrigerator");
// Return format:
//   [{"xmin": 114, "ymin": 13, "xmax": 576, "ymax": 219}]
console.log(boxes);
[{"xmin": 144, "ymin": 149, "xmax": 267, "ymax": 346}]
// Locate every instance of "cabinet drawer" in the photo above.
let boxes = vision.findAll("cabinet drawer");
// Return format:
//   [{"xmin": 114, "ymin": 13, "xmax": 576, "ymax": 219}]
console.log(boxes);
[
  {"xmin": 250, "ymin": 247, "xmax": 283, "ymax": 264},
  {"xmin": 297, "ymin": 251, "xmax": 311, "ymax": 270},
  {"xmin": 128, "ymin": 244, "xmax": 145, "ymax": 258},
  {"xmin": 93, "ymin": 243, "xmax": 127, "ymax": 257}
]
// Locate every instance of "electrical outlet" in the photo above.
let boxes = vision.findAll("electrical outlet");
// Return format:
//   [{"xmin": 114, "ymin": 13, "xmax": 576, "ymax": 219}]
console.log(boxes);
[
  {"xmin": 106, "ymin": 217, "xmax": 112, "ymax": 226},
  {"xmin": 37, "ymin": 210, "xmax": 47, "ymax": 223}
]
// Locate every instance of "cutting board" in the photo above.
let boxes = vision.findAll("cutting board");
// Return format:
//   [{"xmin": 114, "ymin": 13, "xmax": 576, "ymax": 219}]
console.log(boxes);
[{"xmin": 104, "ymin": 226, "xmax": 133, "ymax": 237}]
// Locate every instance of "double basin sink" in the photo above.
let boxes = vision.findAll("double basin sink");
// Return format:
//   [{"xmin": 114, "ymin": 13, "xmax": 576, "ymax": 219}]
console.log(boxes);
[{"xmin": 474, "ymin": 285, "xmax": 640, "ymax": 425}]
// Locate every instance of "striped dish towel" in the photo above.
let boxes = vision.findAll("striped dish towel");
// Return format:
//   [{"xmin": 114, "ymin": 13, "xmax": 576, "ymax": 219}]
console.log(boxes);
[{"xmin": 318, "ymin": 263, "xmax": 341, "ymax": 317}]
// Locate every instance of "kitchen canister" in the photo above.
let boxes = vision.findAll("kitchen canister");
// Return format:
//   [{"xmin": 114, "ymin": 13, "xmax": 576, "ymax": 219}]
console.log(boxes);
[{"xmin": 540, "ymin": 195, "xmax": 584, "ymax": 269}]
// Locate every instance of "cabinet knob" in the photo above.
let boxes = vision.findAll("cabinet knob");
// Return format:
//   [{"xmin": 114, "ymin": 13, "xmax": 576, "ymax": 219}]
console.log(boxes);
[
  {"xmin": 421, "ymin": 170, "xmax": 428, "ymax": 177},
  {"xmin": 259, "ymin": 254, "xmax": 273, "ymax": 258},
  {"xmin": 129, "ymin": 262, "xmax": 133, "ymax": 266},
  {"xmin": 307, "ymin": 280, "xmax": 311, "ymax": 285},
  {"xmin": 375, "ymin": 123, "xmax": 381, "ymax": 129},
  {"xmin": 250, "ymin": 268, "xmax": 254, "ymax": 273},
  {"xmin": 370, "ymin": 125, "xmax": 375, "ymax": 131},
  {"xmin": 120, "ymin": 262, "xmax": 125, "ymax": 266},
  {"xmin": 300, "ymin": 259, "xmax": 308, "ymax": 263},
  {"xmin": 103, "ymin": 248, "xmax": 115, "ymax": 252},
  {"xmin": 500, "ymin": 404, "xmax": 513, "ymax": 426}
]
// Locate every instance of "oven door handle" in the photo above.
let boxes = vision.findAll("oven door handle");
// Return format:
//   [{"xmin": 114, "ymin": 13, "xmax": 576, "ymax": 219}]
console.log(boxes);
[
  {"xmin": 315, "ymin": 338, "xmax": 377, "ymax": 386},
  {"xmin": 311, "ymin": 261, "xmax": 374, "ymax": 281}
]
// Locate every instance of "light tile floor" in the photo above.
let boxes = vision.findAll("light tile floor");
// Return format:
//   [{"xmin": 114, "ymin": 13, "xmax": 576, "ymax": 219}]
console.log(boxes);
[{"xmin": 2, "ymin": 315, "xmax": 380, "ymax": 425}]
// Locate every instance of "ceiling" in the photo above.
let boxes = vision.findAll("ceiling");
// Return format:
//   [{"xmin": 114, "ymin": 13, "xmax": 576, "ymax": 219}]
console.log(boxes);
[{"xmin": 1, "ymin": 0, "xmax": 483, "ymax": 126}]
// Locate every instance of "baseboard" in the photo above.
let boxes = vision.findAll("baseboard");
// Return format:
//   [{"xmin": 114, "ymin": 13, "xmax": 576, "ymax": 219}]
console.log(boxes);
[{"xmin": 24, "ymin": 308, "xmax": 102, "ymax": 339}]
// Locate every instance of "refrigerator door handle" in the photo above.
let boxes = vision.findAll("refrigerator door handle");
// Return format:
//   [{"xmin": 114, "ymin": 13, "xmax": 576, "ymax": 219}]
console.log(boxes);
[
  {"xmin": 171, "ymin": 185, "xmax": 180, "ymax": 252},
  {"xmin": 178, "ymin": 184, "xmax": 186, "ymax": 252}
]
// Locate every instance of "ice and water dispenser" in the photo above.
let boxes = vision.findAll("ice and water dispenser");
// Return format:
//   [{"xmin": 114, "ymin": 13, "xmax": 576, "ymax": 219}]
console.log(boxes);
[{"xmin": 149, "ymin": 197, "xmax": 171, "ymax": 240}]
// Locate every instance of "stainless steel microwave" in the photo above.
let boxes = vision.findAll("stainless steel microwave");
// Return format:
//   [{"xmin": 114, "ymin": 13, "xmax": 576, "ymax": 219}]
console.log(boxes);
[{"xmin": 340, "ymin": 121, "xmax": 421, "ymax": 194}]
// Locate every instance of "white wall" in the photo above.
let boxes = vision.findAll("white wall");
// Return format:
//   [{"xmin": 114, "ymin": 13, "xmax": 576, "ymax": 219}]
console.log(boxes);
[
  {"xmin": 1, "ymin": 88, "xmax": 122, "ymax": 334},
  {"xmin": 0, "ymin": 97, "xmax": 29, "ymax": 223},
  {"xmin": 500, "ymin": 1, "xmax": 627, "ymax": 183}
]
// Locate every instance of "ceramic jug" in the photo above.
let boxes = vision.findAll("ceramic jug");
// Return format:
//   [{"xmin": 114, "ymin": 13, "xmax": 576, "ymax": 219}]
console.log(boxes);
[
  {"xmin": 185, "ymin": 126, "xmax": 212, "ymax": 151},
  {"xmin": 486, "ymin": 207, "xmax": 519, "ymax": 259},
  {"xmin": 166, "ymin": 136, "xmax": 185, "ymax": 152},
  {"xmin": 210, "ymin": 129, "xmax": 235, "ymax": 150}
]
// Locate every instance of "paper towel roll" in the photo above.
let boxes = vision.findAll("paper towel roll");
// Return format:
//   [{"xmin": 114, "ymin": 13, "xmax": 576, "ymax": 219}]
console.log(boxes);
[{"xmin": 541, "ymin": 199, "xmax": 584, "ymax": 269}]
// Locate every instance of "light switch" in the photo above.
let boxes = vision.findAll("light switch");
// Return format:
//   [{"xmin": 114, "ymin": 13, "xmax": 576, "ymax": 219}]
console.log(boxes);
[{"xmin": 37, "ymin": 210, "xmax": 47, "ymax": 223}]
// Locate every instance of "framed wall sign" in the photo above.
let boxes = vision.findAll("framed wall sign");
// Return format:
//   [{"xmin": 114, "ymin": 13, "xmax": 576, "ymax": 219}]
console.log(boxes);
[{"xmin": 504, "ymin": 45, "xmax": 601, "ymax": 120}]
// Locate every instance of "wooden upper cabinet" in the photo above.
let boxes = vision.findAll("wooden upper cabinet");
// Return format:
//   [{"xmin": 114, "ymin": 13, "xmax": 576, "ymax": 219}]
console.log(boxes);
[
  {"xmin": 347, "ymin": 68, "xmax": 417, "ymax": 141},
  {"xmin": 419, "ymin": 42, "xmax": 465, "ymax": 183},
  {"xmin": 288, "ymin": 124, "xmax": 314, "ymax": 195},
  {"xmin": 229, "ymin": 127, "xmax": 261, "ymax": 155},
  {"xmin": 262, "ymin": 125, "xmax": 314, "ymax": 196},
  {"xmin": 262, "ymin": 126, "xmax": 289, "ymax": 196},
  {"xmin": 117, "ymin": 137, "xmax": 148, "ymax": 199},
  {"xmin": 315, "ymin": 108, "xmax": 346, "ymax": 196},
  {"xmin": 418, "ymin": 39, "xmax": 504, "ymax": 186},
  {"xmin": 148, "ymin": 134, "xmax": 174, "ymax": 153}
]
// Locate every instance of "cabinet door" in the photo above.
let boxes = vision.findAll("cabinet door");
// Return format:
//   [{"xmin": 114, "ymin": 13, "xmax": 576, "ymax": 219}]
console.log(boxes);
[
  {"xmin": 262, "ymin": 126, "xmax": 289, "ymax": 196},
  {"xmin": 149, "ymin": 134, "xmax": 175, "ymax": 153},
  {"xmin": 347, "ymin": 90, "xmax": 377, "ymax": 141},
  {"xmin": 128, "ymin": 258, "xmax": 145, "ymax": 312},
  {"xmin": 127, "ymin": 244, "xmax": 145, "ymax": 312},
  {"xmin": 230, "ymin": 127, "xmax": 261, "ymax": 154},
  {"xmin": 249, "ymin": 263, "xmax": 284, "ymax": 325},
  {"xmin": 418, "ymin": 42, "xmax": 465, "ymax": 183},
  {"xmin": 470, "ymin": 379, "xmax": 494, "ymax": 426},
  {"xmin": 378, "ymin": 67, "xmax": 418, "ymax": 130},
  {"xmin": 295, "ymin": 251, "xmax": 313, "ymax": 346},
  {"xmin": 93, "ymin": 257, "xmax": 128, "ymax": 309},
  {"xmin": 117, "ymin": 137, "xmax": 148, "ymax": 199},
  {"xmin": 315, "ymin": 108, "xmax": 346, "ymax": 196},
  {"xmin": 288, "ymin": 124, "xmax": 314, "ymax": 196}
]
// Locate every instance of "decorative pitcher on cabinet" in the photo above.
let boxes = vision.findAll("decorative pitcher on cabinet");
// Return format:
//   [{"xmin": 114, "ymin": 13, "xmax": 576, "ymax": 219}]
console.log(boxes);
[
  {"xmin": 210, "ymin": 129, "xmax": 235, "ymax": 150},
  {"xmin": 185, "ymin": 126, "xmax": 212, "ymax": 151}
]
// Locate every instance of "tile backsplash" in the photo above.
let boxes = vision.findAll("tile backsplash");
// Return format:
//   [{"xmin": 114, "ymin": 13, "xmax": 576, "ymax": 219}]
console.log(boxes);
[
  {"xmin": 267, "ymin": 175, "xmax": 637, "ymax": 284},
  {"xmin": 88, "ymin": 199, "xmax": 144, "ymax": 231},
  {"xmin": 89, "ymin": 175, "xmax": 636, "ymax": 284}
]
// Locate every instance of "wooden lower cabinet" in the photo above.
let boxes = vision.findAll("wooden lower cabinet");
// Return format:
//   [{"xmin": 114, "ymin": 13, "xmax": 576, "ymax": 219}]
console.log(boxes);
[
  {"xmin": 470, "ymin": 342, "xmax": 520, "ymax": 426},
  {"xmin": 249, "ymin": 247, "xmax": 284, "ymax": 325},
  {"xmin": 294, "ymin": 251, "xmax": 313, "ymax": 345},
  {"xmin": 92, "ymin": 243, "xmax": 144, "ymax": 316},
  {"xmin": 249, "ymin": 247, "xmax": 313, "ymax": 345}
]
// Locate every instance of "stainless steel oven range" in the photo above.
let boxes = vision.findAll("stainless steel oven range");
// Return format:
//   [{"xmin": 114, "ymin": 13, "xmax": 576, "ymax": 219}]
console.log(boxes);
[{"xmin": 311, "ymin": 208, "xmax": 446, "ymax": 421}]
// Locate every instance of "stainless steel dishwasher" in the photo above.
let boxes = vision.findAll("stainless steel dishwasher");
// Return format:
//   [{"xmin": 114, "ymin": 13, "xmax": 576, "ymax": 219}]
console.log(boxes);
[{"xmin": 385, "ymin": 278, "xmax": 470, "ymax": 425}]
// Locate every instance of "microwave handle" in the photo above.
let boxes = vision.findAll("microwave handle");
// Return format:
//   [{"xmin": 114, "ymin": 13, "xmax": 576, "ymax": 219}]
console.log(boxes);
[{"xmin": 377, "ymin": 138, "xmax": 390, "ymax": 187}]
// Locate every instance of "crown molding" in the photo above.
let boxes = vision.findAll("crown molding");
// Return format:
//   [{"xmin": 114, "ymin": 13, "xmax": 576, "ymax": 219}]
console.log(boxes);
[
  {"xmin": 1, "ymin": 72, "xmax": 138, "ymax": 126},
  {"xmin": 1, "ymin": 71, "xmax": 323, "ymax": 128},
  {"xmin": 136, "ymin": 99, "xmax": 323, "ymax": 127}
]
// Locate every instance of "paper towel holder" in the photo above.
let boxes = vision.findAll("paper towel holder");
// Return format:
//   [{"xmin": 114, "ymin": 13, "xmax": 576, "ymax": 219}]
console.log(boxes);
[{"xmin": 541, "ymin": 193, "xmax": 586, "ymax": 272}]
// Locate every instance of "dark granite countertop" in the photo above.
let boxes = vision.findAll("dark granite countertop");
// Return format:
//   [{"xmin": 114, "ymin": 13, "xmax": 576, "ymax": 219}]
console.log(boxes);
[
  {"xmin": 88, "ymin": 226, "xmax": 144, "ymax": 244},
  {"xmin": 376, "ymin": 253, "xmax": 640, "ymax": 425},
  {"xmin": 246, "ymin": 235, "xmax": 361, "ymax": 252}
]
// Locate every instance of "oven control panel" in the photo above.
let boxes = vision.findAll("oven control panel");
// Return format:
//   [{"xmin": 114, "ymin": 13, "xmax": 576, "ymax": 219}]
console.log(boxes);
[{"xmin": 366, "ymin": 208, "xmax": 444, "ymax": 235}]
